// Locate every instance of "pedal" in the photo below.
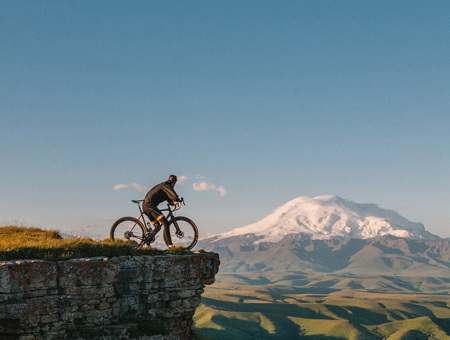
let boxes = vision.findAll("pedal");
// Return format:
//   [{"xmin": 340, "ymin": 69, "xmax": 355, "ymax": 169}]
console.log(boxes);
[{"xmin": 145, "ymin": 232, "xmax": 155, "ymax": 244}]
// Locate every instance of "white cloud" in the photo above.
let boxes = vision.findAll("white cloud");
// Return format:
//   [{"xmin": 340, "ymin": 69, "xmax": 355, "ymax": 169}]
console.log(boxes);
[
  {"xmin": 193, "ymin": 181, "xmax": 227, "ymax": 196},
  {"xmin": 177, "ymin": 175, "xmax": 188, "ymax": 185},
  {"xmin": 193, "ymin": 181, "xmax": 216, "ymax": 191},
  {"xmin": 217, "ymin": 186, "xmax": 227, "ymax": 197},
  {"xmin": 113, "ymin": 184, "xmax": 131, "ymax": 190},
  {"xmin": 114, "ymin": 182, "xmax": 148, "ymax": 193}
]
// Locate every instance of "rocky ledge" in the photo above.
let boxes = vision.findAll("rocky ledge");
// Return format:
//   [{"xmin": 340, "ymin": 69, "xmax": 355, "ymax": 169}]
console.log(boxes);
[{"xmin": 0, "ymin": 252, "xmax": 219, "ymax": 340}]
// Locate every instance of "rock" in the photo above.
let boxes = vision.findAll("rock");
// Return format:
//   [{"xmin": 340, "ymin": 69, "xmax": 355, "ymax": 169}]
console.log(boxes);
[{"xmin": 0, "ymin": 252, "xmax": 219, "ymax": 340}]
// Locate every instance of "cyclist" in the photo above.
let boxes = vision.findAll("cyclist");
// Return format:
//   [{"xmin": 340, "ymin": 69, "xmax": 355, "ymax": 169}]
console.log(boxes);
[{"xmin": 143, "ymin": 175, "xmax": 181, "ymax": 249}]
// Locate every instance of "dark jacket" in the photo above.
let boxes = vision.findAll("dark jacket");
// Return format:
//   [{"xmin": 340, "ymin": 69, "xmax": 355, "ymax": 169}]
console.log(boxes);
[{"xmin": 143, "ymin": 181, "xmax": 180, "ymax": 212}]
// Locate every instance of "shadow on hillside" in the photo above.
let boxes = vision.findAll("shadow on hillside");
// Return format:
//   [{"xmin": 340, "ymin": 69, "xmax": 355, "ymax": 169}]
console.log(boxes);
[
  {"xmin": 428, "ymin": 253, "xmax": 450, "ymax": 269},
  {"xmin": 433, "ymin": 318, "xmax": 450, "ymax": 335},
  {"xmin": 196, "ymin": 325, "xmax": 349, "ymax": 340},
  {"xmin": 202, "ymin": 297, "xmax": 334, "ymax": 320},
  {"xmin": 292, "ymin": 239, "xmax": 368, "ymax": 271},
  {"xmin": 399, "ymin": 303, "xmax": 436, "ymax": 319},
  {"xmin": 225, "ymin": 273, "xmax": 273, "ymax": 285},
  {"xmin": 380, "ymin": 276, "xmax": 421, "ymax": 292},
  {"xmin": 327, "ymin": 305, "xmax": 389, "ymax": 325},
  {"xmin": 263, "ymin": 286, "xmax": 340, "ymax": 295},
  {"xmin": 196, "ymin": 316, "xmax": 349, "ymax": 340}
]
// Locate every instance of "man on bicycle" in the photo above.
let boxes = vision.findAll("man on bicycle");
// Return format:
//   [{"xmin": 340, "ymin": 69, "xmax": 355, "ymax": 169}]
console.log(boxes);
[{"xmin": 143, "ymin": 175, "xmax": 181, "ymax": 249}]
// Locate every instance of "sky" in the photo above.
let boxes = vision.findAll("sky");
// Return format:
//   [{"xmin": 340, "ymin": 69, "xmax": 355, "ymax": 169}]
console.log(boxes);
[{"xmin": 1, "ymin": 1, "xmax": 449, "ymax": 239}]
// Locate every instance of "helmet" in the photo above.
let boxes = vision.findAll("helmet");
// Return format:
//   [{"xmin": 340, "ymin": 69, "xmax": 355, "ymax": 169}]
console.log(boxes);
[{"xmin": 168, "ymin": 175, "xmax": 177, "ymax": 184}]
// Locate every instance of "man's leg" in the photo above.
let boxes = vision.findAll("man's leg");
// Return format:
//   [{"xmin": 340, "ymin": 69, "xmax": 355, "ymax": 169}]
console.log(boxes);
[
  {"xmin": 149, "ymin": 207, "xmax": 173, "ymax": 248},
  {"xmin": 160, "ymin": 216, "xmax": 173, "ymax": 247},
  {"xmin": 145, "ymin": 207, "xmax": 162, "ymax": 229},
  {"xmin": 143, "ymin": 206, "xmax": 156, "ymax": 224}
]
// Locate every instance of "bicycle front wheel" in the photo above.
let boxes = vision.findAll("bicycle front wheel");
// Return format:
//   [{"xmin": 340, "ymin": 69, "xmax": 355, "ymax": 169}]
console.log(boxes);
[
  {"xmin": 169, "ymin": 216, "xmax": 198, "ymax": 250},
  {"xmin": 110, "ymin": 217, "xmax": 146, "ymax": 250}
]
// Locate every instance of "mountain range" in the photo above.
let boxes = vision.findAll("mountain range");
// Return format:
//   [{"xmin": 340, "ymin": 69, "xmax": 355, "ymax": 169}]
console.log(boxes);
[
  {"xmin": 198, "ymin": 196, "xmax": 449, "ymax": 275},
  {"xmin": 194, "ymin": 196, "xmax": 450, "ymax": 339},
  {"xmin": 208, "ymin": 195, "xmax": 439, "ymax": 243}
]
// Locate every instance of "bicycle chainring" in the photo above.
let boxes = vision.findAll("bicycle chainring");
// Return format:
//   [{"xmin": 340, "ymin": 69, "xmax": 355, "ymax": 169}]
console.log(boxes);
[{"xmin": 145, "ymin": 232, "xmax": 155, "ymax": 244}]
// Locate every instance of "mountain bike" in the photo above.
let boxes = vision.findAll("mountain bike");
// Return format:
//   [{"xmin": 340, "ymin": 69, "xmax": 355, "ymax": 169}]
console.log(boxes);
[{"xmin": 110, "ymin": 198, "xmax": 198, "ymax": 250}]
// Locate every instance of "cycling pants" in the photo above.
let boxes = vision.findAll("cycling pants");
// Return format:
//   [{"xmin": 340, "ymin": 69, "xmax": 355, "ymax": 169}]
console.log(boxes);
[{"xmin": 144, "ymin": 207, "xmax": 172, "ymax": 246}]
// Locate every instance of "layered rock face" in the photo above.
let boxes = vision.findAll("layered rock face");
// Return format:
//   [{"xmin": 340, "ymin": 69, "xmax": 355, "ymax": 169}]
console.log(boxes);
[{"xmin": 0, "ymin": 252, "xmax": 219, "ymax": 340}]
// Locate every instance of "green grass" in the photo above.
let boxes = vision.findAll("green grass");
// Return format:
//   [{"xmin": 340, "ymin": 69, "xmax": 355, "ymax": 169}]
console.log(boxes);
[
  {"xmin": 194, "ymin": 273, "xmax": 450, "ymax": 339},
  {"xmin": 371, "ymin": 316, "xmax": 450, "ymax": 340},
  {"xmin": 0, "ymin": 226, "xmax": 186, "ymax": 261}
]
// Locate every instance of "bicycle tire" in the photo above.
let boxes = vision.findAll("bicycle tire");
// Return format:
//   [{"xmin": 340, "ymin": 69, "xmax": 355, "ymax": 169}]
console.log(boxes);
[
  {"xmin": 169, "ymin": 216, "xmax": 198, "ymax": 250},
  {"xmin": 110, "ymin": 217, "xmax": 146, "ymax": 250}
]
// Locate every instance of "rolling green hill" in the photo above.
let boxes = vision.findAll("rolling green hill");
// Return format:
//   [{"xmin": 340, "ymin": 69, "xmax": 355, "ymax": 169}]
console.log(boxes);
[{"xmin": 194, "ymin": 273, "xmax": 450, "ymax": 339}]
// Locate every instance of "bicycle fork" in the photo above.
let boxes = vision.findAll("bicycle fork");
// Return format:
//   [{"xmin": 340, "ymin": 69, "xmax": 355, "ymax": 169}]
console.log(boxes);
[{"xmin": 171, "ymin": 219, "xmax": 184, "ymax": 238}]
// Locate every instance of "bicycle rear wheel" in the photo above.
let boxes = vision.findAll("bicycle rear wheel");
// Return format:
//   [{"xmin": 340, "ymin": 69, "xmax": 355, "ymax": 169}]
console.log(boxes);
[
  {"xmin": 110, "ymin": 217, "xmax": 146, "ymax": 250},
  {"xmin": 169, "ymin": 216, "xmax": 198, "ymax": 250}
]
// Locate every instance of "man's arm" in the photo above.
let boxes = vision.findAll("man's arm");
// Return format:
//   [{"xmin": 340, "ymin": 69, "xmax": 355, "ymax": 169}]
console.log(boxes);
[{"xmin": 162, "ymin": 184, "xmax": 180, "ymax": 203}]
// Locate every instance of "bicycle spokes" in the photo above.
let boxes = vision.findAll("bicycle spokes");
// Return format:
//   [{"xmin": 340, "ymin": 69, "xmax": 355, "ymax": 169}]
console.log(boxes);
[
  {"xmin": 170, "ymin": 217, "xmax": 198, "ymax": 249},
  {"xmin": 110, "ymin": 217, "xmax": 146, "ymax": 249}
]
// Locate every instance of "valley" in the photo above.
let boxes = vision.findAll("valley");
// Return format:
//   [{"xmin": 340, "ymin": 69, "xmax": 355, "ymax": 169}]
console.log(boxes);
[
  {"xmin": 194, "ymin": 273, "xmax": 450, "ymax": 339},
  {"xmin": 193, "ymin": 196, "xmax": 450, "ymax": 339}
]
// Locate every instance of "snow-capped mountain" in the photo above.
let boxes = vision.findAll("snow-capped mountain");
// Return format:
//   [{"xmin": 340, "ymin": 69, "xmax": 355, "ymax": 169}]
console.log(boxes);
[{"xmin": 208, "ymin": 195, "xmax": 439, "ymax": 243}]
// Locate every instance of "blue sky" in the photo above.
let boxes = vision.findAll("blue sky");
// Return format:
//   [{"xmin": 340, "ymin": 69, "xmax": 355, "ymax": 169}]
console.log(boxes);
[{"xmin": 1, "ymin": 1, "xmax": 449, "ymax": 238}]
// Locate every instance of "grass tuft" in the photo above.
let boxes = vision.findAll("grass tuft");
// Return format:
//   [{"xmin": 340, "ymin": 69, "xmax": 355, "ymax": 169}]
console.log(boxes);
[
  {"xmin": 0, "ymin": 226, "xmax": 190, "ymax": 261},
  {"xmin": 168, "ymin": 245, "xmax": 191, "ymax": 255}
]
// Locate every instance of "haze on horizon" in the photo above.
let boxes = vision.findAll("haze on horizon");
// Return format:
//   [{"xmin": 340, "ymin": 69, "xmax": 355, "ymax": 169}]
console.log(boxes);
[{"xmin": 1, "ymin": 1, "xmax": 449, "ymax": 239}]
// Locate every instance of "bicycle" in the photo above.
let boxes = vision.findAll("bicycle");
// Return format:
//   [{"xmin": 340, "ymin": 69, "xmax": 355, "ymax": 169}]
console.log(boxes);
[{"xmin": 110, "ymin": 198, "xmax": 198, "ymax": 250}]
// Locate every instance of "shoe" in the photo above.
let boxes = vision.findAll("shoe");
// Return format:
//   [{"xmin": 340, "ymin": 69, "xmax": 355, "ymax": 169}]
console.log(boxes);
[{"xmin": 168, "ymin": 245, "xmax": 174, "ymax": 250}]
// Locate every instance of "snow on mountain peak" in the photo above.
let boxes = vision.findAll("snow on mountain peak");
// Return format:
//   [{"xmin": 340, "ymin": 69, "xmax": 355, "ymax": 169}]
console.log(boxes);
[{"xmin": 212, "ymin": 195, "xmax": 436, "ymax": 243}]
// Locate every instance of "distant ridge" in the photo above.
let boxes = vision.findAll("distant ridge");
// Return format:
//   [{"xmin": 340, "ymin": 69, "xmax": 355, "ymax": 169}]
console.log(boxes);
[
  {"xmin": 206, "ymin": 195, "xmax": 440, "ymax": 244},
  {"xmin": 198, "ymin": 233, "xmax": 450, "ymax": 275}
]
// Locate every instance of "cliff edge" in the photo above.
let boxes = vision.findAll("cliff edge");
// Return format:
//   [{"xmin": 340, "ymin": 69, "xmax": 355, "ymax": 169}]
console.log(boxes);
[{"xmin": 0, "ymin": 252, "xmax": 220, "ymax": 340}]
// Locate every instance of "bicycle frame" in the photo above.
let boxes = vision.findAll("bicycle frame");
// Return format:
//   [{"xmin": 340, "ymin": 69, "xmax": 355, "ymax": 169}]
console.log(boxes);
[{"xmin": 132, "ymin": 200, "xmax": 182, "ymax": 234}]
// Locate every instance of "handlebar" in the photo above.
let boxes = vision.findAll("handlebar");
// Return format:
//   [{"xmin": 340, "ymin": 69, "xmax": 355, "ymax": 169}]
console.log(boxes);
[{"xmin": 172, "ymin": 197, "xmax": 185, "ymax": 211}]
